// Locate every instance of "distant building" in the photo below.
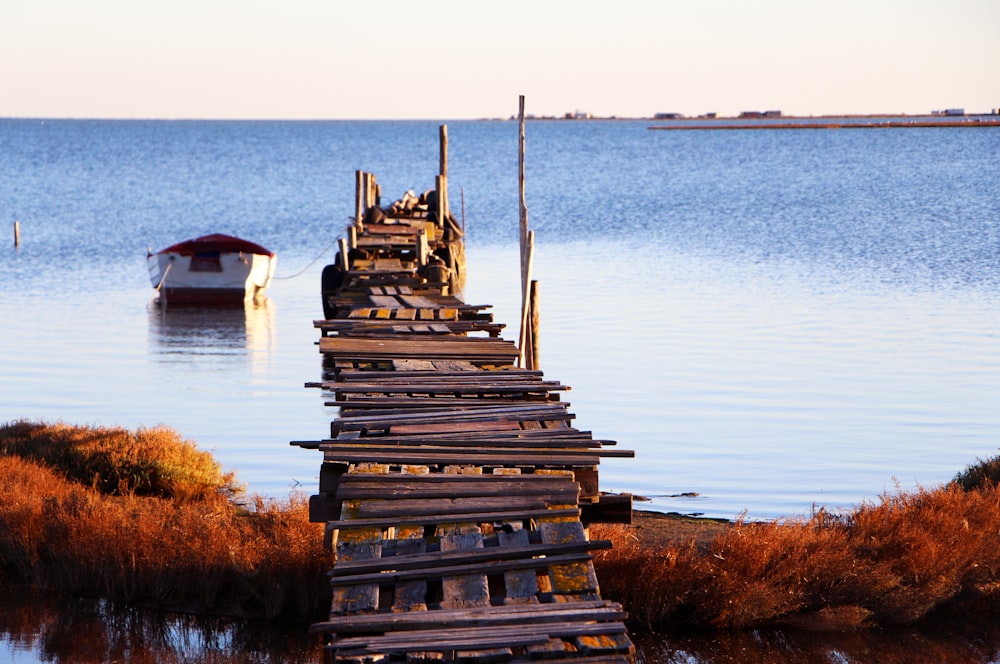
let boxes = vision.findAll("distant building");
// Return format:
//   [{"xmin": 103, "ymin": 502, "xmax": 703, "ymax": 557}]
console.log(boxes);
[
  {"xmin": 932, "ymin": 108, "xmax": 965, "ymax": 116},
  {"xmin": 764, "ymin": 110, "xmax": 782, "ymax": 118},
  {"xmin": 698, "ymin": 112, "xmax": 717, "ymax": 119},
  {"xmin": 654, "ymin": 112, "xmax": 684, "ymax": 120},
  {"xmin": 739, "ymin": 111, "xmax": 763, "ymax": 118},
  {"xmin": 565, "ymin": 110, "xmax": 592, "ymax": 119}
]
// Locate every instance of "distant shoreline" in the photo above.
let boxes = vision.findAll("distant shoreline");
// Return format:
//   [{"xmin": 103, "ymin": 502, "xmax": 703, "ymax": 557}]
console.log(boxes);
[{"xmin": 648, "ymin": 117, "xmax": 1000, "ymax": 130}]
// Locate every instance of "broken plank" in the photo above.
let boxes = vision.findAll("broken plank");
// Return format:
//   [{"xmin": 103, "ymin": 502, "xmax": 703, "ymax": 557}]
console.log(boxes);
[
  {"xmin": 325, "ymin": 507, "xmax": 580, "ymax": 532},
  {"xmin": 310, "ymin": 600, "xmax": 625, "ymax": 634}
]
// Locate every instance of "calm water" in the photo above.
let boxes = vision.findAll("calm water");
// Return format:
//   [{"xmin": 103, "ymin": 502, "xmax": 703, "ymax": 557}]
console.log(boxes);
[{"xmin": 1, "ymin": 118, "xmax": 999, "ymax": 661}]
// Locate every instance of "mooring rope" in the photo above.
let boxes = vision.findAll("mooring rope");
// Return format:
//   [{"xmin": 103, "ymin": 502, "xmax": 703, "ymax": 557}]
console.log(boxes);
[{"xmin": 272, "ymin": 238, "xmax": 337, "ymax": 280}]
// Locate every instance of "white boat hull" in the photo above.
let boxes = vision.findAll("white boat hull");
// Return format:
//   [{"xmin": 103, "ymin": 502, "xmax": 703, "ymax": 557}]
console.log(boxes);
[{"xmin": 147, "ymin": 235, "xmax": 276, "ymax": 305}]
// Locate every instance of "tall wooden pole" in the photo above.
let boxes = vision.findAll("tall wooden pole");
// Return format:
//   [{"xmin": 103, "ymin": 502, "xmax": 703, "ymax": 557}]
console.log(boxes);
[
  {"xmin": 518, "ymin": 95, "xmax": 531, "ymax": 367},
  {"xmin": 439, "ymin": 124, "xmax": 448, "ymax": 178}
]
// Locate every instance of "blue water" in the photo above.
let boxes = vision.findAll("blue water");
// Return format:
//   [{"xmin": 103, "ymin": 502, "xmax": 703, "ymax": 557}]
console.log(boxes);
[{"xmin": 1, "ymin": 118, "xmax": 998, "ymax": 524}]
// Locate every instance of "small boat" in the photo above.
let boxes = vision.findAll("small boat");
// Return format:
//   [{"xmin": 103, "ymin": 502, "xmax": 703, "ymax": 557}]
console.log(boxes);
[{"xmin": 147, "ymin": 233, "xmax": 276, "ymax": 305}]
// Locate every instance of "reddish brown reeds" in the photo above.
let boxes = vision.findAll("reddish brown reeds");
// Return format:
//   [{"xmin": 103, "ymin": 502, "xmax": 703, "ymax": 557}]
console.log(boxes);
[
  {"xmin": 0, "ymin": 419, "xmax": 244, "ymax": 501},
  {"xmin": 0, "ymin": 421, "xmax": 330, "ymax": 620},
  {"xmin": 593, "ymin": 467, "xmax": 1000, "ymax": 632},
  {"xmin": 5, "ymin": 419, "xmax": 999, "ymax": 633}
]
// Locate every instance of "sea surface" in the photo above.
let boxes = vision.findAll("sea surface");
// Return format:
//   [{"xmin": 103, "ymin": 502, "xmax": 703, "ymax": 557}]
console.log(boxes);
[{"xmin": 1, "ymin": 118, "xmax": 999, "ymax": 661}]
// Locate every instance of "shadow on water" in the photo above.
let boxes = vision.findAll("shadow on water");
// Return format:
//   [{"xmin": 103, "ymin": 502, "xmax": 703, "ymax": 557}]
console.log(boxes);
[
  {"xmin": 0, "ymin": 584, "xmax": 322, "ymax": 663},
  {"xmin": 634, "ymin": 616, "xmax": 1000, "ymax": 663},
  {"xmin": 4, "ymin": 582, "xmax": 998, "ymax": 663}
]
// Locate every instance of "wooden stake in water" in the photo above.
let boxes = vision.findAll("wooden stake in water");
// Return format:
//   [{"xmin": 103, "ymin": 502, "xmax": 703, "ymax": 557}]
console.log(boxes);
[
  {"xmin": 518, "ymin": 230, "xmax": 535, "ymax": 368},
  {"xmin": 439, "ymin": 124, "xmax": 448, "ymax": 178},
  {"xmin": 14, "ymin": 221, "xmax": 20, "ymax": 248},
  {"xmin": 529, "ymin": 279, "xmax": 540, "ymax": 371}
]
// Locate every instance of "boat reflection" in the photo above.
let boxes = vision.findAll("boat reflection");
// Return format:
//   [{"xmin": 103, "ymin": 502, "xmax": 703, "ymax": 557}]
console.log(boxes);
[{"xmin": 147, "ymin": 297, "xmax": 275, "ymax": 373}]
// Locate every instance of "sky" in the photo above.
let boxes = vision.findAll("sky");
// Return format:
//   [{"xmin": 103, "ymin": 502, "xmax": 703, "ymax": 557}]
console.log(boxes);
[{"xmin": 1, "ymin": 0, "xmax": 997, "ymax": 120}]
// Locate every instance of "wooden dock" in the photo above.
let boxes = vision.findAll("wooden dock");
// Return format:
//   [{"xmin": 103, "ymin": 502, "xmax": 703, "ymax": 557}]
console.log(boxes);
[{"xmin": 294, "ymin": 127, "xmax": 635, "ymax": 664}]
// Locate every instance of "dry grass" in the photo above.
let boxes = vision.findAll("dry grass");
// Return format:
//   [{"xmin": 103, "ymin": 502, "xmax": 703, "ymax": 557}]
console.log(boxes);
[
  {"xmin": 593, "ymin": 465, "xmax": 1000, "ymax": 632},
  {"xmin": 4, "ymin": 419, "xmax": 999, "ymax": 632},
  {"xmin": 0, "ymin": 421, "xmax": 330, "ymax": 620},
  {"xmin": 0, "ymin": 420, "xmax": 244, "ymax": 501}
]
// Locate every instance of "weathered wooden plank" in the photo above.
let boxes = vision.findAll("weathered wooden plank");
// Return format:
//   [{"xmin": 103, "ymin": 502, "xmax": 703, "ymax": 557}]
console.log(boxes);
[
  {"xmin": 327, "ymin": 622, "xmax": 628, "ymax": 655},
  {"xmin": 325, "ymin": 381, "xmax": 569, "ymax": 394},
  {"xmin": 323, "ymin": 429, "xmax": 605, "ymax": 444},
  {"xmin": 319, "ymin": 443, "xmax": 628, "ymax": 460},
  {"xmin": 334, "ymin": 480, "xmax": 580, "ymax": 500},
  {"xmin": 496, "ymin": 527, "xmax": 539, "ymax": 604},
  {"xmin": 538, "ymin": 520, "xmax": 601, "ymax": 599},
  {"xmin": 335, "ymin": 470, "xmax": 578, "ymax": 482},
  {"xmin": 391, "ymin": 528, "xmax": 428, "ymax": 613},
  {"xmin": 438, "ymin": 529, "xmax": 490, "ymax": 609},
  {"xmin": 347, "ymin": 494, "xmax": 556, "ymax": 519},
  {"xmin": 453, "ymin": 646, "xmax": 512, "ymax": 663},
  {"xmin": 330, "ymin": 538, "xmax": 382, "ymax": 614},
  {"xmin": 398, "ymin": 294, "xmax": 439, "ymax": 308},
  {"xmin": 321, "ymin": 449, "xmax": 601, "ymax": 468},
  {"xmin": 334, "ymin": 402, "xmax": 570, "ymax": 419},
  {"xmin": 335, "ymin": 369, "xmax": 543, "ymax": 380},
  {"xmin": 330, "ymin": 540, "xmax": 611, "ymax": 577},
  {"xmin": 369, "ymin": 295, "xmax": 404, "ymax": 309},
  {"xmin": 392, "ymin": 359, "xmax": 437, "ymax": 371},
  {"xmin": 363, "ymin": 222, "xmax": 423, "ymax": 236},
  {"xmin": 321, "ymin": 345, "xmax": 518, "ymax": 362},
  {"xmin": 327, "ymin": 551, "xmax": 598, "ymax": 588},
  {"xmin": 333, "ymin": 403, "xmax": 572, "ymax": 427},
  {"xmin": 386, "ymin": 420, "xmax": 524, "ymax": 435},
  {"xmin": 331, "ymin": 396, "xmax": 560, "ymax": 411},
  {"xmin": 324, "ymin": 434, "xmax": 602, "ymax": 450},
  {"xmin": 324, "ymin": 507, "xmax": 580, "ymax": 531},
  {"xmin": 575, "ymin": 633, "xmax": 636, "ymax": 657},
  {"xmin": 310, "ymin": 600, "xmax": 626, "ymax": 633}
]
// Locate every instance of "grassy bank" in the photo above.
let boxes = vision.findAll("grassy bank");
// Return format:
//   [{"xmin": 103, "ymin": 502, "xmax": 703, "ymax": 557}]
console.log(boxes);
[
  {"xmin": 2, "ymin": 420, "xmax": 997, "ymax": 632},
  {"xmin": 593, "ymin": 457, "xmax": 1000, "ymax": 632},
  {"xmin": 0, "ymin": 420, "xmax": 330, "ymax": 620}
]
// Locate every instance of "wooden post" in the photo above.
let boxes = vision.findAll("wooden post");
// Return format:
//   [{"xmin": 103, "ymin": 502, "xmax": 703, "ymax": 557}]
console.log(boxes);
[
  {"xmin": 417, "ymin": 229, "xmax": 429, "ymax": 266},
  {"xmin": 355, "ymin": 170, "xmax": 364, "ymax": 224},
  {"xmin": 528, "ymin": 279, "xmax": 540, "ymax": 370},
  {"xmin": 441, "ymin": 174, "xmax": 449, "ymax": 222},
  {"xmin": 338, "ymin": 238, "xmax": 350, "ymax": 271},
  {"xmin": 518, "ymin": 95, "xmax": 529, "ymax": 332},
  {"xmin": 13, "ymin": 221, "xmax": 20, "ymax": 248},
  {"xmin": 348, "ymin": 224, "xmax": 357, "ymax": 250},
  {"xmin": 439, "ymin": 124, "xmax": 448, "ymax": 178},
  {"xmin": 435, "ymin": 174, "xmax": 447, "ymax": 228},
  {"xmin": 518, "ymin": 230, "xmax": 535, "ymax": 368},
  {"xmin": 364, "ymin": 173, "xmax": 374, "ymax": 213}
]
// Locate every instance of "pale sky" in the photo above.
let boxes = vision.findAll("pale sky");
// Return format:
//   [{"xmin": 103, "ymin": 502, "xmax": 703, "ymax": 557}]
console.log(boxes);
[{"xmin": 1, "ymin": 0, "xmax": 997, "ymax": 120}]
